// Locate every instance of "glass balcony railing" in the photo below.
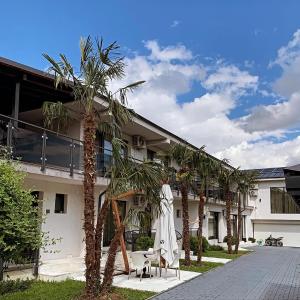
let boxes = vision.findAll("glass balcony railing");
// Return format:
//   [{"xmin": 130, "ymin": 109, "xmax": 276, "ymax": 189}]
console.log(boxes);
[{"xmin": 0, "ymin": 113, "xmax": 113, "ymax": 177}]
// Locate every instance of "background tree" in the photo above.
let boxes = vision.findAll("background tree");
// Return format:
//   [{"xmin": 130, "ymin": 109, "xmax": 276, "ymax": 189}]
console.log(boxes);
[
  {"xmin": 193, "ymin": 149, "xmax": 216, "ymax": 264},
  {"xmin": 217, "ymin": 163, "xmax": 239, "ymax": 254},
  {"xmin": 43, "ymin": 36, "xmax": 144, "ymax": 298},
  {"xmin": 169, "ymin": 144, "xmax": 195, "ymax": 266},
  {"xmin": 234, "ymin": 170, "xmax": 257, "ymax": 253},
  {"xmin": 0, "ymin": 153, "xmax": 42, "ymax": 281}
]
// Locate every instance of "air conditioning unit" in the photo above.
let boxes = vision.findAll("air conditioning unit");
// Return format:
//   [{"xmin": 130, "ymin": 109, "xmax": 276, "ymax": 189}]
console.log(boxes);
[
  {"xmin": 249, "ymin": 189, "xmax": 258, "ymax": 197},
  {"xmin": 132, "ymin": 135, "xmax": 146, "ymax": 149}
]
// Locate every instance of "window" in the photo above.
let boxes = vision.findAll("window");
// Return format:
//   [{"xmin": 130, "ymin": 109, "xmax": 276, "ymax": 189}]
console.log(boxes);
[
  {"xmin": 55, "ymin": 194, "xmax": 67, "ymax": 214},
  {"xmin": 270, "ymin": 187, "xmax": 300, "ymax": 214},
  {"xmin": 176, "ymin": 209, "xmax": 181, "ymax": 218},
  {"xmin": 147, "ymin": 149, "xmax": 156, "ymax": 161}
]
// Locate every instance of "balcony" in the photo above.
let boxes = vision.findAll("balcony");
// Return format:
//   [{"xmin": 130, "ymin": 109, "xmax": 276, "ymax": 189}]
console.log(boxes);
[{"xmin": 0, "ymin": 114, "xmax": 112, "ymax": 177}]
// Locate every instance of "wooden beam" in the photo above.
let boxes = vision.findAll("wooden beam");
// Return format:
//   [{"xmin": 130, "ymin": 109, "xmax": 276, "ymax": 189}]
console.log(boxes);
[{"xmin": 111, "ymin": 199, "xmax": 130, "ymax": 273}]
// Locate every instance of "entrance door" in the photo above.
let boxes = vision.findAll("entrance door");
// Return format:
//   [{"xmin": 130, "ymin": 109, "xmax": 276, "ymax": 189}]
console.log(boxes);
[{"xmin": 103, "ymin": 201, "xmax": 126, "ymax": 247}]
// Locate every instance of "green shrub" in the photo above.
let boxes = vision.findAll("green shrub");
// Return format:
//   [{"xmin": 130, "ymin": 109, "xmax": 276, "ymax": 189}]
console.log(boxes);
[
  {"xmin": 0, "ymin": 279, "xmax": 33, "ymax": 295},
  {"xmin": 248, "ymin": 237, "xmax": 256, "ymax": 243},
  {"xmin": 189, "ymin": 236, "xmax": 209, "ymax": 255},
  {"xmin": 209, "ymin": 245, "xmax": 224, "ymax": 251},
  {"xmin": 136, "ymin": 236, "xmax": 154, "ymax": 251},
  {"xmin": 223, "ymin": 235, "xmax": 238, "ymax": 244}
]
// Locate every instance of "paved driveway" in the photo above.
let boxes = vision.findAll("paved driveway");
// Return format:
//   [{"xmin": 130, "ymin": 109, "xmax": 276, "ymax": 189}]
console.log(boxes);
[{"xmin": 153, "ymin": 247, "xmax": 300, "ymax": 300}]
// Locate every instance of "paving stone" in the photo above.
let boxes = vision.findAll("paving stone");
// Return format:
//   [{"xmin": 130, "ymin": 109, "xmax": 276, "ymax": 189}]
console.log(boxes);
[{"xmin": 153, "ymin": 247, "xmax": 300, "ymax": 300}]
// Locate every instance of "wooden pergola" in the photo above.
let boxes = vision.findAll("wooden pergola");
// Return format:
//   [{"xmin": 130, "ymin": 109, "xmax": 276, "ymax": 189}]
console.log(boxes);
[{"xmin": 110, "ymin": 189, "xmax": 142, "ymax": 274}]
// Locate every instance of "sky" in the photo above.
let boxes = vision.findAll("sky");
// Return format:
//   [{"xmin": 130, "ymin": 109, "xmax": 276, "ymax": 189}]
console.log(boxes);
[{"xmin": 1, "ymin": 0, "xmax": 300, "ymax": 169}]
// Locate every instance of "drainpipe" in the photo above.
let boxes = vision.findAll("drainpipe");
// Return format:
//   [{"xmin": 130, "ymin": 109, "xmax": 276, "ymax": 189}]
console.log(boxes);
[{"xmin": 98, "ymin": 190, "xmax": 107, "ymax": 210}]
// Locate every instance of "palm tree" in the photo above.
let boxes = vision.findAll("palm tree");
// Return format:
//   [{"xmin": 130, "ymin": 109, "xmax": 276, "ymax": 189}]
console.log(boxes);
[
  {"xmin": 100, "ymin": 153, "xmax": 164, "ymax": 296},
  {"xmin": 43, "ymin": 36, "xmax": 144, "ymax": 297},
  {"xmin": 234, "ymin": 170, "xmax": 257, "ymax": 253},
  {"xmin": 169, "ymin": 144, "xmax": 195, "ymax": 266},
  {"xmin": 193, "ymin": 149, "xmax": 217, "ymax": 264},
  {"xmin": 217, "ymin": 162, "xmax": 239, "ymax": 254}
]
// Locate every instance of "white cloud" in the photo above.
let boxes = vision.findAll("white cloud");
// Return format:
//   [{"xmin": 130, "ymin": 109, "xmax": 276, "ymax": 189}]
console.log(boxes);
[
  {"xmin": 215, "ymin": 137, "xmax": 300, "ymax": 169},
  {"xmin": 144, "ymin": 40, "xmax": 193, "ymax": 61},
  {"xmin": 114, "ymin": 38, "xmax": 300, "ymax": 169},
  {"xmin": 239, "ymin": 92, "xmax": 300, "ymax": 132},
  {"xmin": 271, "ymin": 29, "xmax": 300, "ymax": 97},
  {"xmin": 170, "ymin": 20, "xmax": 180, "ymax": 28}
]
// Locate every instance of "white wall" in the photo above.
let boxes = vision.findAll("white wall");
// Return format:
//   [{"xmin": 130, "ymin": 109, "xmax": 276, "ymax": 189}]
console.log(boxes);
[
  {"xmin": 254, "ymin": 223, "xmax": 300, "ymax": 247},
  {"xmin": 24, "ymin": 178, "xmax": 84, "ymax": 261},
  {"xmin": 251, "ymin": 178, "xmax": 300, "ymax": 246},
  {"xmin": 251, "ymin": 179, "xmax": 300, "ymax": 221}
]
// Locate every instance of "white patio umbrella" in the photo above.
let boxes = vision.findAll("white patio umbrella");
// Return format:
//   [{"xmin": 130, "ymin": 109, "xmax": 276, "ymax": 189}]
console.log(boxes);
[{"xmin": 153, "ymin": 184, "xmax": 178, "ymax": 266}]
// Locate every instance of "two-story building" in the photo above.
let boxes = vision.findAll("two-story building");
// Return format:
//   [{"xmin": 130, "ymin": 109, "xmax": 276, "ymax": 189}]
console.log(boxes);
[
  {"xmin": 249, "ymin": 166, "xmax": 300, "ymax": 247},
  {"xmin": 0, "ymin": 57, "xmax": 280, "ymax": 265}
]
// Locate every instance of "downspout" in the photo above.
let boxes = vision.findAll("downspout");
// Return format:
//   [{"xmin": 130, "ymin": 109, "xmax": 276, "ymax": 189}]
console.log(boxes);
[{"xmin": 98, "ymin": 190, "xmax": 107, "ymax": 210}]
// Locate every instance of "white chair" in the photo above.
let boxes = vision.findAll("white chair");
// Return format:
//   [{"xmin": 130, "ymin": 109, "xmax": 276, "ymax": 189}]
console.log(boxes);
[
  {"xmin": 129, "ymin": 252, "xmax": 150, "ymax": 281},
  {"xmin": 147, "ymin": 248, "xmax": 159, "ymax": 276},
  {"xmin": 168, "ymin": 251, "xmax": 181, "ymax": 280}
]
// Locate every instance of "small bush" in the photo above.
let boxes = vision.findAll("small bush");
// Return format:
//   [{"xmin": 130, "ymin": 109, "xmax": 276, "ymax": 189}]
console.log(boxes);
[
  {"xmin": 223, "ymin": 235, "xmax": 238, "ymax": 244},
  {"xmin": 242, "ymin": 238, "xmax": 247, "ymax": 242},
  {"xmin": 189, "ymin": 236, "xmax": 209, "ymax": 255},
  {"xmin": 0, "ymin": 279, "xmax": 33, "ymax": 295},
  {"xmin": 209, "ymin": 245, "xmax": 224, "ymax": 251},
  {"xmin": 248, "ymin": 237, "xmax": 256, "ymax": 243},
  {"xmin": 136, "ymin": 236, "xmax": 154, "ymax": 251}
]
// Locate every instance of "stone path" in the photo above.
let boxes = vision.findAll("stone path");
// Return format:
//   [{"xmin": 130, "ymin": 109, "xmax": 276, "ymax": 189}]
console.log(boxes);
[{"xmin": 153, "ymin": 247, "xmax": 300, "ymax": 300}]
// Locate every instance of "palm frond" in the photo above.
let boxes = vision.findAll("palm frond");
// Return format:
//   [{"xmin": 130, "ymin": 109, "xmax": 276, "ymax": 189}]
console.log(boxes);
[{"xmin": 42, "ymin": 101, "xmax": 70, "ymax": 133}]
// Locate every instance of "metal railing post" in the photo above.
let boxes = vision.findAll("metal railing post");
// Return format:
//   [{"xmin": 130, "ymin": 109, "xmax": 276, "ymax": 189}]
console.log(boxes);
[
  {"xmin": 6, "ymin": 120, "xmax": 13, "ymax": 156},
  {"xmin": 69, "ymin": 140, "xmax": 75, "ymax": 176},
  {"xmin": 41, "ymin": 132, "xmax": 47, "ymax": 172}
]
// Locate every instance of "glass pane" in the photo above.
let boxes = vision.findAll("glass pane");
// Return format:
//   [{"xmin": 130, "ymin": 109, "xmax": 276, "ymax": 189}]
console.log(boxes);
[
  {"xmin": 73, "ymin": 141, "xmax": 84, "ymax": 172},
  {"xmin": 0, "ymin": 119, "xmax": 8, "ymax": 146},
  {"xmin": 13, "ymin": 127, "xmax": 42, "ymax": 165},
  {"xmin": 46, "ymin": 133, "xmax": 71, "ymax": 170}
]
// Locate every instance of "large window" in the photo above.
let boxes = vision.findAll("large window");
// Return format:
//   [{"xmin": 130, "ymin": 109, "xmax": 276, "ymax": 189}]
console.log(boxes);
[{"xmin": 270, "ymin": 187, "xmax": 300, "ymax": 214}]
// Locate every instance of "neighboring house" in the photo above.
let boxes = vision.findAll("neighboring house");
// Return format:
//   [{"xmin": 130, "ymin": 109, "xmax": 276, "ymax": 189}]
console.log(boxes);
[
  {"xmin": 4, "ymin": 57, "xmax": 298, "ymax": 264},
  {"xmin": 249, "ymin": 166, "xmax": 300, "ymax": 247}
]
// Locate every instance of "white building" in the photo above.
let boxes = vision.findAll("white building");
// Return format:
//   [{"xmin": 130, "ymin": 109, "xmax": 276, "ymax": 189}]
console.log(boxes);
[
  {"xmin": 1, "ymin": 57, "xmax": 299, "ymax": 265},
  {"xmin": 250, "ymin": 166, "xmax": 300, "ymax": 247}
]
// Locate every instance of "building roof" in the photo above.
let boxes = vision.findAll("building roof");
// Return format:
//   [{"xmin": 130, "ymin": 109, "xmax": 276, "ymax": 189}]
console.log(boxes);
[
  {"xmin": 284, "ymin": 164, "xmax": 300, "ymax": 172},
  {"xmin": 247, "ymin": 167, "xmax": 285, "ymax": 179}
]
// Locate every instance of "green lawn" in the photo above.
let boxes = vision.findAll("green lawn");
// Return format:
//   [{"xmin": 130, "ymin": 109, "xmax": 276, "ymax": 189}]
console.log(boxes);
[
  {"xmin": 180, "ymin": 260, "xmax": 223, "ymax": 273},
  {"xmin": 0, "ymin": 280, "xmax": 156, "ymax": 300},
  {"xmin": 203, "ymin": 250, "xmax": 251, "ymax": 260}
]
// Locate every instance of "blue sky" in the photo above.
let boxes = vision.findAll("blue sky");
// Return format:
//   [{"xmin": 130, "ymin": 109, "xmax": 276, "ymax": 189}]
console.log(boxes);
[{"xmin": 1, "ymin": 1, "xmax": 300, "ymax": 168}]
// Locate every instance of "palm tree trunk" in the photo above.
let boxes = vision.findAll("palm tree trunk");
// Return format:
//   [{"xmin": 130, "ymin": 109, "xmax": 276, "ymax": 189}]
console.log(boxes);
[
  {"xmin": 100, "ymin": 224, "xmax": 124, "ymax": 296},
  {"xmin": 83, "ymin": 113, "xmax": 97, "ymax": 296},
  {"xmin": 94, "ymin": 196, "xmax": 110, "ymax": 284},
  {"xmin": 181, "ymin": 185, "xmax": 191, "ymax": 266},
  {"xmin": 235, "ymin": 192, "xmax": 242, "ymax": 254},
  {"xmin": 197, "ymin": 191, "xmax": 205, "ymax": 265},
  {"xmin": 225, "ymin": 187, "xmax": 232, "ymax": 254}
]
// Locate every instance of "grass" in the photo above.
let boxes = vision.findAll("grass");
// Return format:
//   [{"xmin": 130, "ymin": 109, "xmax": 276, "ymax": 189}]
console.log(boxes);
[
  {"xmin": 203, "ymin": 250, "xmax": 251, "ymax": 259},
  {"xmin": 0, "ymin": 280, "xmax": 156, "ymax": 300},
  {"xmin": 180, "ymin": 260, "xmax": 223, "ymax": 273}
]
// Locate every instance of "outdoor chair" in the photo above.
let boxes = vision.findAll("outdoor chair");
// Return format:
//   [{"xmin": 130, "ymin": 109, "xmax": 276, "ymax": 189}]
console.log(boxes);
[
  {"xmin": 168, "ymin": 251, "xmax": 181, "ymax": 280},
  {"xmin": 129, "ymin": 252, "xmax": 151, "ymax": 281}
]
